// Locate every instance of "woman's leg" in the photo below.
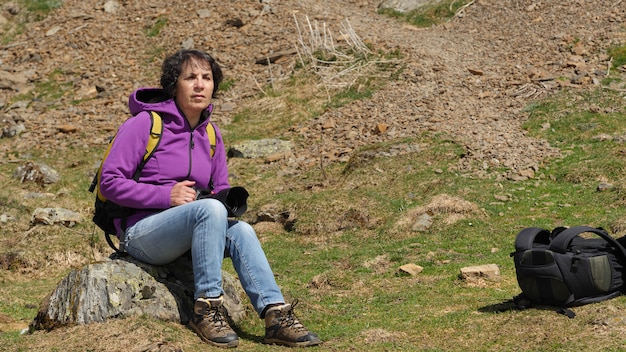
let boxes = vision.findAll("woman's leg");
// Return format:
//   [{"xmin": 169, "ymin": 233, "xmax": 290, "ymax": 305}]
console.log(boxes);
[
  {"xmin": 225, "ymin": 220, "xmax": 285, "ymax": 317},
  {"xmin": 124, "ymin": 198, "xmax": 228, "ymax": 299}
]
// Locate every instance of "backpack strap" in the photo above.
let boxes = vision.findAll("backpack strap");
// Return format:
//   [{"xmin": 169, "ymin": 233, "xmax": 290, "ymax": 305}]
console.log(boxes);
[
  {"xmin": 514, "ymin": 227, "xmax": 551, "ymax": 252},
  {"xmin": 549, "ymin": 226, "xmax": 626, "ymax": 259},
  {"xmin": 133, "ymin": 111, "xmax": 163, "ymax": 180},
  {"xmin": 92, "ymin": 138, "xmax": 115, "ymax": 202},
  {"xmin": 206, "ymin": 122, "xmax": 216, "ymax": 158}
]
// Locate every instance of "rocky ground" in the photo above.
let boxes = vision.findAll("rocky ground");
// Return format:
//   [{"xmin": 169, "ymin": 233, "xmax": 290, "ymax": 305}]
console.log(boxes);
[{"xmin": 1, "ymin": 0, "xmax": 626, "ymax": 179}]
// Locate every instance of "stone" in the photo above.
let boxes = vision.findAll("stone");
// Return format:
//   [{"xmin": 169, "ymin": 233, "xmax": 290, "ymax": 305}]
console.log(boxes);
[
  {"xmin": 103, "ymin": 1, "xmax": 120, "ymax": 14},
  {"xmin": 31, "ymin": 208, "xmax": 81, "ymax": 227},
  {"xmin": 597, "ymin": 182, "xmax": 614, "ymax": 192},
  {"xmin": 30, "ymin": 256, "xmax": 247, "ymax": 331},
  {"xmin": 459, "ymin": 264, "xmax": 500, "ymax": 281},
  {"xmin": 197, "ymin": 9, "xmax": 211, "ymax": 18},
  {"xmin": 228, "ymin": 139, "xmax": 293, "ymax": 159},
  {"xmin": 411, "ymin": 212, "xmax": 433, "ymax": 231},
  {"xmin": 13, "ymin": 162, "xmax": 61, "ymax": 185},
  {"xmin": 397, "ymin": 263, "xmax": 423, "ymax": 276},
  {"xmin": 378, "ymin": 0, "xmax": 435, "ymax": 13}
]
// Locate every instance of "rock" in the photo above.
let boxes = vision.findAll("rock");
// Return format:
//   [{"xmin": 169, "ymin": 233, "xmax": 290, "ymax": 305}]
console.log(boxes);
[
  {"xmin": 459, "ymin": 264, "xmax": 500, "ymax": 281},
  {"xmin": 30, "ymin": 256, "xmax": 247, "ymax": 331},
  {"xmin": 411, "ymin": 212, "xmax": 433, "ymax": 231},
  {"xmin": 374, "ymin": 123, "xmax": 389, "ymax": 134},
  {"xmin": 103, "ymin": 1, "xmax": 120, "ymax": 14},
  {"xmin": 0, "ymin": 70, "xmax": 28, "ymax": 91},
  {"xmin": 1, "ymin": 122, "xmax": 25, "ymax": 138},
  {"xmin": 31, "ymin": 208, "xmax": 81, "ymax": 227},
  {"xmin": 597, "ymin": 182, "xmax": 614, "ymax": 192},
  {"xmin": 397, "ymin": 263, "xmax": 423, "ymax": 276},
  {"xmin": 45, "ymin": 26, "xmax": 61, "ymax": 36},
  {"xmin": 228, "ymin": 139, "xmax": 293, "ymax": 158},
  {"xmin": 197, "ymin": 9, "xmax": 211, "ymax": 18},
  {"xmin": 13, "ymin": 162, "xmax": 61, "ymax": 185},
  {"xmin": 181, "ymin": 37, "xmax": 194, "ymax": 50},
  {"xmin": 378, "ymin": 0, "xmax": 434, "ymax": 13}
]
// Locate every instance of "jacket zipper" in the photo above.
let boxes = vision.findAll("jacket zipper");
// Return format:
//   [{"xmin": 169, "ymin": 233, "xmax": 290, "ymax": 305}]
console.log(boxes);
[{"xmin": 187, "ymin": 132, "xmax": 194, "ymax": 178}]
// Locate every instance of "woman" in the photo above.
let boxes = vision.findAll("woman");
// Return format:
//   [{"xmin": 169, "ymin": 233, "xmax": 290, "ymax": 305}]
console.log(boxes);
[{"xmin": 99, "ymin": 49, "xmax": 321, "ymax": 348}]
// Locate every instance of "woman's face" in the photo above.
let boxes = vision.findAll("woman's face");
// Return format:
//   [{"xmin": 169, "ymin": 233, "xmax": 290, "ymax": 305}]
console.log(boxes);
[{"xmin": 175, "ymin": 58, "xmax": 214, "ymax": 118}]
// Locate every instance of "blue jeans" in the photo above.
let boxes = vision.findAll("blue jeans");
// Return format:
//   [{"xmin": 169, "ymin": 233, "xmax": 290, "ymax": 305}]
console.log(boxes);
[{"xmin": 123, "ymin": 198, "xmax": 285, "ymax": 317}]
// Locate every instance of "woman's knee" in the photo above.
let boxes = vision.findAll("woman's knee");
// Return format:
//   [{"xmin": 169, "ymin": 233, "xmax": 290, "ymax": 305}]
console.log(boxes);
[
  {"xmin": 228, "ymin": 221, "xmax": 259, "ymax": 243},
  {"xmin": 195, "ymin": 198, "xmax": 228, "ymax": 218}
]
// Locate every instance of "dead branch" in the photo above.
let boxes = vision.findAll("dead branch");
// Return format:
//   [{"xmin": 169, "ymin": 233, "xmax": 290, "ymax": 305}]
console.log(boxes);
[{"xmin": 452, "ymin": 0, "xmax": 476, "ymax": 18}]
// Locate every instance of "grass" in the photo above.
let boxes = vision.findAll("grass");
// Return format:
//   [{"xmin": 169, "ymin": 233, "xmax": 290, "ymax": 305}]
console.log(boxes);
[
  {"xmin": 4, "ymin": 66, "xmax": 626, "ymax": 352},
  {"xmin": 608, "ymin": 44, "xmax": 626, "ymax": 69},
  {"xmin": 3, "ymin": 4, "xmax": 626, "ymax": 352},
  {"xmin": 146, "ymin": 16, "xmax": 168, "ymax": 37},
  {"xmin": 0, "ymin": 0, "xmax": 61, "ymax": 44},
  {"xmin": 379, "ymin": 0, "xmax": 473, "ymax": 27}
]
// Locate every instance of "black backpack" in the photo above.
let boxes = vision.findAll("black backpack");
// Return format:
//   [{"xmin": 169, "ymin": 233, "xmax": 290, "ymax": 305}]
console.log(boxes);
[{"xmin": 511, "ymin": 225, "xmax": 626, "ymax": 317}]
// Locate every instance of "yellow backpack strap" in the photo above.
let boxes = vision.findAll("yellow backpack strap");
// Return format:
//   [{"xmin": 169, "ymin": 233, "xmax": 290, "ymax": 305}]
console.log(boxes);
[
  {"xmin": 206, "ymin": 122, "xmax": 216, "ymax": 157},
  {"xmin": 92, "ymin": 111, "xmax": 163, "ymax": 200},
  {"xmin": 93, "ymin": 136, "xmax": 116, "ymax": 202},
  {"xmin": 143, "ymin": 111, "xmax": 163, "ymax": 164}
]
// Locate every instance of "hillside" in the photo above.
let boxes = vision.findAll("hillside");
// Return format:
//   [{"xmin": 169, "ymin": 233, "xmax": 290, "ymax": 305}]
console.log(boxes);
[
  {"xmin": 2, "ymin": 1, "xmax": 624, "ymax": 179},
  {"xmin": 2, "ymin": 0, "xmax": 626, "ymax": 351}
]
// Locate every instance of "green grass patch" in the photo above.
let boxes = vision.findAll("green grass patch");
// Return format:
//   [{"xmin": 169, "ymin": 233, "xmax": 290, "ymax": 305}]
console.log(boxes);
[
  {"xmin": 608, "ymin": 44, "xmax": 626, "ymax": 69},
  {"xmin": 379, "ymin": 0, "xmax": 471, "ymax": 27},
  {"xmin": 9, "ymin": 68, "xmax": 75, "ymax": 107},
  {"xmin": 22, "ymin": 0, "xmax": 61, "ymax": 21},
  {"xmin": 146, "ymin": 16, "xmax": 168, "ymax": 37},
  {"xmin": 0, "ymin": 0, "xmax": 62, "ymax": 45}
]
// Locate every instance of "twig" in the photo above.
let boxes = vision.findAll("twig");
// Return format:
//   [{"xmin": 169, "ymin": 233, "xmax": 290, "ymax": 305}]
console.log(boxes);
[
  {"xmin": 19, "ymin": 226, "xmax": 39, "ymax": 245},
  {"xmin": 1, "ymin": 41, "xmax": 26, "ymax": 49},
  {"xmin": 267, "ymin": 57, "xmax": 274, "ymax": 89},
  {"xmin": 601, "ymin": 86, "xmax": 626, "ymax": 92},
  {"xmin": 70, "ymin": 23, "xmax": 89, "ymax": 33},
  {"xmin": 252, "ymin": 77, "xmax": 267, "ymax": 96},
  {"xmin": 318, "ymin": 138, "xmax": 327, "ymax": 181},
  {"xmin": 454, "ymin": 0, "xmax": 476, "ymax": 18}
]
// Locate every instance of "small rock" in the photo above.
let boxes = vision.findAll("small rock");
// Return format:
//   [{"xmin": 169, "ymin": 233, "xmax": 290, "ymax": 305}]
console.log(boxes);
[
  {"xmin": 14, "ymin": 162, "xmax": 61, "ymax": 185},
  {"xmin": 31, "ymin": 208, "xmax": 82, "ymax": 227},
  {"xmin": 397, "ymin": 263, "xmax": 423, "ymax": 276},
  {"xmin": 45, "ymin": 26, "xmax": 61, "ymax": 36},
  {"xmin": 374, "ymin": 123, "xmax": 389, "ymax": 134},
  {"xmin": 181, "ymin": 38, "xmax": 194, "ymax": 50},
  {"xmin": 197, "ymin": 9, "xmax": 211, "ymax": 18},
  {"xmin": 57, "ymin": 125, "xmax": 78, "ymax": 133},
  {"xmin": 103, "ymin": 1, "xmax": 120, "ymax": 14},
  {"xmin": 411, "ymin": 212, "xmax": 433, "ymax": 232},
  {"xmin": 597, "ymin": 182, "xmax": 614, "ymax": 192},
  {"xmin": 459, "ymin": 264, "xmax": 500, "ymax": 281}
]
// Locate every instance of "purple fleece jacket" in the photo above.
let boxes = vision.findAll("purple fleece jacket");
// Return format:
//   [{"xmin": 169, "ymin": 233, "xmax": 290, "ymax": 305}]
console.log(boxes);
[{"xmin": 99, "ymin": 88, "xmax": 230, "ymax": 235}]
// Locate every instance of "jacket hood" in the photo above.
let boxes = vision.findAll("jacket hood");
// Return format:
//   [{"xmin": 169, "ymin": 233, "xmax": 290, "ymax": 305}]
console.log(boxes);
[{"xmin": 128, "ymin": 87, "xmax": 213, "ymax": 121}]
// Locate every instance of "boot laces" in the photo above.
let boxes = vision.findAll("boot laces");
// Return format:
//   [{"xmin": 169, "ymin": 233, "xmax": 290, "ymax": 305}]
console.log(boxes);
[
  {"xmin": 281, "ymin": 300, "xmax": 307, "ymax": 333},
  {"xmin": 202, "ymin": 305, "xmax": 229, "ymax": 331}
]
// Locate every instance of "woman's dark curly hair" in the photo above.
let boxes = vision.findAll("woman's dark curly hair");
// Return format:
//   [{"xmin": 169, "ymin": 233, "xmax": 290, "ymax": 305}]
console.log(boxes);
[{"xmin": 160, "ymin": 49, "xmax": 223, "ymax": 98}]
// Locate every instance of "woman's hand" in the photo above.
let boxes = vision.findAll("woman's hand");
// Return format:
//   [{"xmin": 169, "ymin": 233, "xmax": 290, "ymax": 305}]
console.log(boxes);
[{"xmin": 170, "ymin": 180, "xmax": 197, "ymax": 206}]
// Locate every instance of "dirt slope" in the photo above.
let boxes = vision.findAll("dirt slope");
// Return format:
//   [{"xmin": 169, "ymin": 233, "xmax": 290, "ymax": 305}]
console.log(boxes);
[{"xmin": 2, "ymin": 0, "xmax": 625, "ymax": 181}]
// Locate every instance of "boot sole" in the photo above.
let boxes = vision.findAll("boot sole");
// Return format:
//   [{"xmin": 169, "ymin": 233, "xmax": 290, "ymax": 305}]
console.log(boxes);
[
  {"xmin": 188, "ymin": 321, "xmax": 239, "ymax": 348},
  {"xmin": 263, "ymin": 337, "xmax": 322, "ymax": 347}
]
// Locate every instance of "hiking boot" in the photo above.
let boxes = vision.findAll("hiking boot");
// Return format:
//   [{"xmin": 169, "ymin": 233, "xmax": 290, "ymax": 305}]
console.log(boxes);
[
  {"xmin": 263, "ymin": 300, "xmax": 322, "ymax": 347},
  {"xmin": 188, "ymin": 297, "xmax": 239, "ymax": 348}
]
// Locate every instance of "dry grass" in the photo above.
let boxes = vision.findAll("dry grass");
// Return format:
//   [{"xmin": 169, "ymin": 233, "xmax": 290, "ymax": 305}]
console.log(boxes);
[{"xmin": 293, "ymin": 14, "xmax": 401, "ymax": 96}]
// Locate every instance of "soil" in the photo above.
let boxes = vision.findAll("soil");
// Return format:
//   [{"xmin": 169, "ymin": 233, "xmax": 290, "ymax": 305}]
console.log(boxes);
[{"xmin": 2, "ymin": 0, "xmax": 625, "ymax": 180}]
